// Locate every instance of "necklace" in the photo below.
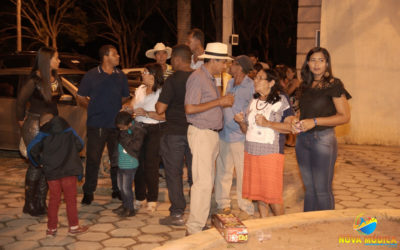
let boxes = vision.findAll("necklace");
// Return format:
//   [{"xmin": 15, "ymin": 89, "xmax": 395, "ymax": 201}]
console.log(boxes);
[{"xmin": 256, "ymin": 99, "xmax": 268, "ymax": 110}]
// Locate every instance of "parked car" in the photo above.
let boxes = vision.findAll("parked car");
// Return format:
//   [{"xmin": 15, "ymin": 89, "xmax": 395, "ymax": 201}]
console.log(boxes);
[
  {"xmin": 0, "ymin": 51, "xmax": 99, "ymax": 71},
  {"xmin": 0, "ymin": 67, "xmax": 87, "ymax": 151},
  {"xmin": 122, "ymin": 67, "xmax": 144, "ymax": 93}
]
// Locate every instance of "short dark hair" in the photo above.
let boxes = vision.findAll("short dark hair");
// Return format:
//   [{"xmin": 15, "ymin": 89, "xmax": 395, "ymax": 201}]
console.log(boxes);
[
  {"xmin": 253, "ymin": 63, "xmax": 263, "ymax": 72},
  {"xmin": 188, "ymin": 28, "xmax": 204, "ymax": 47},
  {"xmin": 99, "ymin": 45, "xmax": 116, "ymax": 62},
  {"xmin": 115, "ymin": 111, "xmax": 133, "ymax": 127},
  {"xmin": 172, "ymin": 44, "xmax": 192, "ymax": 64},
  {"xmin": 248, "ymin": 51, "xmax": 259, "ymax": 59},
  {"xmin": 145, "ymin": 63, "xmax": 164, "ymax": 92}
]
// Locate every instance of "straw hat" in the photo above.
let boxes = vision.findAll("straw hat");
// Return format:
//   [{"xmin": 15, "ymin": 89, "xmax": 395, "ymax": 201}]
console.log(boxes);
[
  {"xmin": 198, "ymin": 42, "xmax": 233, "ymax": 60},
  {"xmin": 145, "ymin": 43, "xmax": 172, "ymax": 59}
]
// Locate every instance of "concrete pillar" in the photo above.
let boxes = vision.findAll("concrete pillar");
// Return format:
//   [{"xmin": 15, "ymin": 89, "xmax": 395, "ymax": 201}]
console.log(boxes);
[
  {"xmin": 296, "ymin": 0, "xmax": 322, "ymax": 74},
  {"xmin": 222, "ymin": 0, "xmax": 233, "ymax": 55}
]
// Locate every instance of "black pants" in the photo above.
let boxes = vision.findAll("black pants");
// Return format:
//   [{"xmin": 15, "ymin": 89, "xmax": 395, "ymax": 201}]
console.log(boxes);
[
  {"xmin": 82, "ymin": 127, "xmax": 119, "ymax": 194},
  {"xmin": 134, "ymin": 122, "xmax": 165, "ymax": 202},
  {"xmin": 160, "ymin": 134, "xmax": 192, "ymax": 216}
]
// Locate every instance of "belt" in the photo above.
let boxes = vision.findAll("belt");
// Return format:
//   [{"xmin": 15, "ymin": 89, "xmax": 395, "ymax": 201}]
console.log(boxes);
[{"xmin": 189, "ymin": 123, "xmax": 222, "ymax": 132}]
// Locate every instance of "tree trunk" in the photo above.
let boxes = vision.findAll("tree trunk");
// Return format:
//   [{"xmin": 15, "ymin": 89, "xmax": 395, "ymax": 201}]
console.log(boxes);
[
  {"xmin": 17, "ymin": 0, "xmax": 21, "ymax": 51},
  {"xmin": 177, "ymin": 0, "xmax": 191, "ymax": 44}
]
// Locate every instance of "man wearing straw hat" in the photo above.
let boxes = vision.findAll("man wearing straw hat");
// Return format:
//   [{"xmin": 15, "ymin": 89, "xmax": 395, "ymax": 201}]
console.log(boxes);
[
  {"xmin": 145, "ymin": 42, "xmax": 173, "ymax": 79},
  {"xmin": 184, "ymin": 42, "xmax": 234, "ymax": 235}
]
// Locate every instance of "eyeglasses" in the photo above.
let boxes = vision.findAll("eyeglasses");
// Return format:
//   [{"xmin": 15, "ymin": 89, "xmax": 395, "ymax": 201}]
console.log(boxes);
[
  {"xmin": 255, "ymin": 75, "xmax": 267, "ymax": 81},
  {"xmin": 142, "ymin": 70, "xmax": 151, "ymax": 75}
]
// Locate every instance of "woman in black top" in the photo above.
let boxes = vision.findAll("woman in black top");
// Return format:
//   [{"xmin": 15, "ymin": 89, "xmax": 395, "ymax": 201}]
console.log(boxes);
[
  {"xmin": 16, "ymin": 47, "xmax": 62, "ymax": 216},
  {"xmin": 292, "ymin": 47, "xmax": 351, "ymax": 212}
]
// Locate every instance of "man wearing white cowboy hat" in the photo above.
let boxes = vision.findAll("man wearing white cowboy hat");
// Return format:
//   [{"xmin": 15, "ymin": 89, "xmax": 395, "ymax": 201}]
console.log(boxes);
[
  {"xmin": 184, "ymin": 42, "xmax": 234, "ymax": 235},
  {"xmin": 145, "ymin": 42, "xmax": 173, "ymax": 79}
]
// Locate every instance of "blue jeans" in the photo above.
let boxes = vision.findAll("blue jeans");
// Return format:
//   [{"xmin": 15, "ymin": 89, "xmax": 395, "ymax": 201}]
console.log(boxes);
[
  {"xmin": 117, "ymin": 168, "xmax": 137, "ymax": 211},
  {"xmin": 295, "ymin": 128, "xmax": 337, "ymax": 212}
]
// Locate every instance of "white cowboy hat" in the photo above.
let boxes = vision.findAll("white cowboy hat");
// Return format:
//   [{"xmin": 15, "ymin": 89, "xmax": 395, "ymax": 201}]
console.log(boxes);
[
  {"xmin": 198, "ymin": 42, "xmax": 233, "ymax": 60},
  {"xmin": 145, "ymin": 43, "xmax": 172, "ymax": 59}
]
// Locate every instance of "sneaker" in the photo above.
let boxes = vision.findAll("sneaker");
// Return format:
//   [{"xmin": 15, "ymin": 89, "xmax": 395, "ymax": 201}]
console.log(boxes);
[
  {"xmin": 68, "ymin": 225, "xmax": 89, "ymax": 235},
  {"xmin": 111, "ymin": 190, "xmax": 122, "ymax": 200},
  {"xmin": 134, "ymin": 200, "xmax": 146, "ymax": 211},
  {"xmin": 46, "ymin": 228, "xmax": 57, "ymax": 237},
  {"xmin": 217, "ymin": 207, "xmax": 231, "ymax": 215},
  {"xmin": 159, "ymin": 214, "xmax": 185, "ymax": 226},
  {"xmin": 81, "ymin": 193, "xmax": 93, "ymax": 205},
  {"xmin": 146, "ymin": 202, "xmax": 157, "ymax": 213},
  {"xmin": 118, "ymin": 208, "xmax": 136, "ymax": 217},
  {"xmin": 112, "ymin": 204, "xmax": 124, "ymax": 214}
]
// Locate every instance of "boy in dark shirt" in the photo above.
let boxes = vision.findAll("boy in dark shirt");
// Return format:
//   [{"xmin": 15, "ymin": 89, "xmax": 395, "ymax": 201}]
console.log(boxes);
[
  {"xmin": 112, "ymin": 111, "xmax": 146, "ymax": 217},
  {"xmin": 28, "ymin": 114, "xmax": 88, "ymax": 237}
]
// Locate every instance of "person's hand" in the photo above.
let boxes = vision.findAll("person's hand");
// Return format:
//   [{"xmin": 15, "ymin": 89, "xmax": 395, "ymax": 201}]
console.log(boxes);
[
  {"xmin": 122, "ymin": 104, "xmax": 133, "ymax": 114},
  {"xmin": 134, "ymin": 108, "xmax": 147, "ymax": 117},
  {"xmin": 18, "ymin": 120, "xmax": 24, "ymax": 128},
  {"xmin": 291, "ymin": 117, "xmax": 302, "ymax": 134},
  {"xmin": 219, "ymin": 94, "xmax": 234, "ymax": 107},
  {"xmin": 299, "ymin": 119, "xmax": 316, "ymax": 132},
  {"xmin": 255, "ymin": 114, "xmax": 269, "ymax": 127},
  {"xmin": 234, "ymin": 112, "xmax": 245, "ymax": 123}
]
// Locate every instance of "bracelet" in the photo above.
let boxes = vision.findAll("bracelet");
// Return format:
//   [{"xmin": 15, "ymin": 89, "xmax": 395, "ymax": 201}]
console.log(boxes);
[{"xmin": 313, "ymin": 118, "xmax": 317, "ymax": 126}]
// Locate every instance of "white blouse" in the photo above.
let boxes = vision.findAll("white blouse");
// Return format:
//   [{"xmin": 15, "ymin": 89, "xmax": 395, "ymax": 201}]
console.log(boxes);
[{"xmin": 131, "ymin": 85, "xmax": 164, "ymax": 124}]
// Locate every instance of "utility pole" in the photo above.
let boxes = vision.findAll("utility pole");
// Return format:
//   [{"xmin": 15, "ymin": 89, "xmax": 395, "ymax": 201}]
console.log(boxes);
[
  {"xmin": 17, "ymin": 0, "xmax": 22, "ymax": 51},
  {"xmin": 177, "ymin": 0, "xmax": 191, "ymax": 44},
  {"xmin": 222, "ymin": 0, "xmax": 233, "ymax": 55}
]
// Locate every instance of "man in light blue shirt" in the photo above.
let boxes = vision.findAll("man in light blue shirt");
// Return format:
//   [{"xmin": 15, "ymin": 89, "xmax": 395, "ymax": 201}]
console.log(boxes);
[{"xmin": 215, "ymin": 55, "xmax": 255, "ymax": 219}]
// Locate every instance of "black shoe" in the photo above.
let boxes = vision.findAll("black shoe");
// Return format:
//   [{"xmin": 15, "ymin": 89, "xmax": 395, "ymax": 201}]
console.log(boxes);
[
  {"xmin": 118, "ymin": 208, "xmax": 136, "ymax": 217},
  {"xmin": 111, "ymin": 191, "xmax": 122, "ymax": 200},
  {"xmin": 81, "ymin": 193, "xmax": 93, "ymax": 205},
  {"xmin": 112, "ymin": 204, "xmax": 124, "ymax": 214},
  {"xmin": 159, "ymin": 214, "xmax": 185, "ymax": 226}
]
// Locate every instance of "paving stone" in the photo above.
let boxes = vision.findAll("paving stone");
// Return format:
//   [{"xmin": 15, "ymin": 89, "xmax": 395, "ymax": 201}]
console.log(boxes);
[
  {"xmin": 27, "ymin": 223, "xmax": 48, "ymax": 231},
  {"xmin": 3, "ymin": 240, "xmax": 39, "ymax": 250},
  {"xmin": 339, "ymin": 201, "xmax": 366, "ymax": 208},
  {"xmin": 130, "ymin": 243, "xmax": 161, "ymax": 250},
  {"xmin": 0, "ymin": 215, "xmax": 16, "ymax": 223},
  {"xmin": 0, "ymin": 226, "xmax": 26, "ymax": 236},
  {"xmin": 353, "ymin": 192, "xmax": 379, "ymax": 199},
  {"xmin": 350, "ymin": 173, "xmax": 370, "ymax": 178},
  {"xmin": 6, "ymin": 218, "xmax": 38, "ymax": 227},
  {"xmin": 102, "ymin": 248, "xmax": 127, "ymax": 250},
  {"xmin": 373, "ymin": 191, "xmax": 399, "ymax": 197},
  {"xmin": 40, "ymin": 235, "xmax": 76, "ymax": 246},
  {"xmin": 16, "ymin": 230, "xmax": 47, "ymax": 241},
  {"xmin": 137, "ymin": 234, "xmax": 168, "ymax": 242},
  {"xmin": 386, "ymin": 201, "xmax": 400, "ymax": 209},
  {"xmin": 342, "ymin": 182, "xmax": 364, "ymax": 188},
  {"xmin": 382, "ymin": 184, "xmax": 400, "ymax": 191},
  {"xmin": 333, "ymin": 190, "xmax": 352, "ymax": 196},
  {"xmin": 334, "ymin": 203, "xmax": 345, "ymax": 210},
  {"xmin": 335, "ymin": 195, "xmax": 359, "ymax": 201},
  {"xmin": 102, "ymin": 238, "xmax": 136, "ymax": 247},
  {"xmin": 89, "ymin": 223, "xmax": 116, "ymax": 232},
  {"xmin": 66, "ymin": 241, "xmax": 103, "ymax": 250},
  {"xmin": 358, "ymin": 198, "xmax": 387, "ymax": 205},
  {"xmin": 381, "ymin": 196, "xmax": 400, "ymax": 202},
  {"xmin": 36, "ymin": 247, "xmax": 65, "ymax": 250},
  {"xmin": 0, "ymin": 207, "xmax": 21, "ymax": 215},
  {"xmin": 109, "ymin": 228, "xmax": 141, "ymax": 237},
  {"xmin": 375, "ymin": 179, "xmax": 399, "ymax": 185},
  {"xmin": 364, "ymin": 186, "xmax": 389, "ymax": 191},
  {"xmin": 332, "ymin": 185, "xmax": 347, "ymax": 190},
  {"xmin": 167, "ymin": 230, "xmax": 186, "ymax": 240},
  {"xmin": 114, "ymin": 219, "xmax": 146, "ymax": 228},
  {"xmin": 97, "ymin": 216, "xmax": 120, "ymax": 223},
  {"xmin": 0, "ymin": 236, "xmax": 15, "ymax": 246},
  {"xmin": 76, "ymin": 232, "xmax": 110, "ymax": 241},
  {"xmin": 156, "ymin": 203, "xmax": 170, "ymax": 211},
  {"xmin": 358, "ymin": 181, "xmax": 382, "ymax": 187},
  {"xmin": 365, "ymin": 204, "xmax": 390, "ymax": 209},
  {"xmin": 141, "ymin": 224, "xmax": 172, "ymax": 234}
]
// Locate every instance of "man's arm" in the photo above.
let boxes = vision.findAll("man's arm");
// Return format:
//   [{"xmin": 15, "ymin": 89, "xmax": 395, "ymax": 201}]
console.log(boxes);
[
  {"xmin": 155, "ymin": 101, "xmax": 168, "ymax": 115},
  {"xmin": 185, "ymin": 94, "xmax": 234, "ymax": 114}
]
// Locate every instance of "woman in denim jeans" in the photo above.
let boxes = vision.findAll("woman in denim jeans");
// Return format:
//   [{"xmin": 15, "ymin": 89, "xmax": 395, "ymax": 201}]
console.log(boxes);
[{"xmin": 292, "ymin": 47, "xmax": 351, "ymax": 212}]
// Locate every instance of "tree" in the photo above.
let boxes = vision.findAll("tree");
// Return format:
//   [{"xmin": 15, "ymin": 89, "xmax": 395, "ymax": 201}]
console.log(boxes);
[
  {"xmin": 10, "ymin": 0, "xmax": 88, "ymax": 49},
  {"xmin": 177, "ymin": 0, "xmax": 191, "ymax": 44},
  {"xmin": 92, "ymin": 0, "xmax": 160, "ymax": 68}
]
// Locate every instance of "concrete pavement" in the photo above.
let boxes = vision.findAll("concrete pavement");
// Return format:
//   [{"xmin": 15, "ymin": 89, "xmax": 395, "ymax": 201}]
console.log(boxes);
[{"xmin": 0, "ymin": 144, "xmax": 399, "ymax": 249}]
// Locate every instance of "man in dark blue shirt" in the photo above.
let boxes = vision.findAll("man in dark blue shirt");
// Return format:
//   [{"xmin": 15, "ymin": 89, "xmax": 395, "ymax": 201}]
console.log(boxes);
[{"xmin": 77, "ymin": 45, "xmax": 130, "ymax": 205}]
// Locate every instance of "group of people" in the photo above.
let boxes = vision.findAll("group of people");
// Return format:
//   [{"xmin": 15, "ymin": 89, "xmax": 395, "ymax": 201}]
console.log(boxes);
[{"xmin": 16, "ymin": 27, "xmax": 351, "ymax": 237}]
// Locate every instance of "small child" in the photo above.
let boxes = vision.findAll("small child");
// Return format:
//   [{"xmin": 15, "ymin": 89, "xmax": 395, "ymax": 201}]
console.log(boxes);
[
  {"xmin": 113, "ymin": 111, "xmax": 146, "ymax": 217},
  {"xmin": 28, "ymin": 114, "xmax": 88, "ymax": 237}
]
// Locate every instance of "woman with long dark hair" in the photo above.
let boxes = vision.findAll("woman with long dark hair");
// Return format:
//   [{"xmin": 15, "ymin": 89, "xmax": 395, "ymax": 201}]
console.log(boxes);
[
  {"xmin": 293, "ymin": 47, "xmax": 351, "ymax": 212},
  {"xmin": 234, "ymin": 69, "xmax": 294, "ymax": 217},
  {"xmin": 16, "ymin": 46, "xmax": 63, "ymax": 216},
  {"xmin": 129, "ymin": 63, "xmax": 166, "ymax": 213}
]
